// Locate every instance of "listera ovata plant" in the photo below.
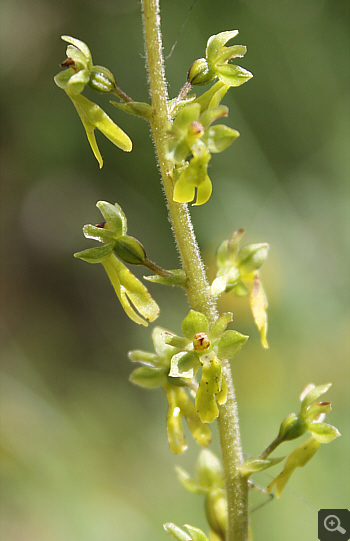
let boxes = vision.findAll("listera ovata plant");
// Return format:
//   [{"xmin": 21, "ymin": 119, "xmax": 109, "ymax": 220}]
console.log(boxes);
[{"xmin": 54, "ymin": 3, "xmax": 340, "ymax": 540}]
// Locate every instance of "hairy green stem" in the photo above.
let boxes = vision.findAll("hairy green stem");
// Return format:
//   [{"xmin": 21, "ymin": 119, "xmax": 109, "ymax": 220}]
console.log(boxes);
[{"xmin": 141, "ymin": 1, "xmax": 248, "ymax": 539}]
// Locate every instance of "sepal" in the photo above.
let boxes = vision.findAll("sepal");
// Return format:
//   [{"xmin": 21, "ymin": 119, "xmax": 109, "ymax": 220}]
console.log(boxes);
[
  {"xmin": 128, "ymin": 350, "xmax": 159, "ymax": 367},
  {"xmin": 215, "ymin": 330, "xmax": 248, "ymax": 359},
  {"xmin": 300, "ymin": 383, "xmax": 332, "ymax": 412},
  {"xmin": 307, "ymin": 422, "xmax": 340, "ymax": 443},
  {"xmin": 74, "ymin": 244, "xmax": 113, "ymax": 263},
  {"xmin": 61, "ymin": 35, "xmax": 92, "ymax": 69},
  {"xmin": 208, "ymin": 313, "xmax": 233, "ymax": 343},
  {"xmin": 129, "ymin": 366, "xmax": 167, "ymax": 389},
  {"xmin": 96, "ymin": 201, "xmax": 127, "ymax": 236},
  {"xmin": 202, "ymin": 125, "xmax": 240, "ymax": 153},
  {"xmin": 82, "ymin": 224, "xmax": 117, "ymax": 244},
  {"xmin": 182, "ymin": 310, "xmax": 209, "ymax": 340},
  {"xmin": 214, "ymin": 64, "xmax": 253, "ymax": 87}
]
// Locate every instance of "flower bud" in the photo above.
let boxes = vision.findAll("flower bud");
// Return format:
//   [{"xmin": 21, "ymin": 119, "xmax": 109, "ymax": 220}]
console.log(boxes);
[
  {"xmin": 89, "ymin": 65, "xmax": 117, "ymax": 93},
  {"xmin": 188, "ymin": 58, "xmax": 215, "ymax": 86}
]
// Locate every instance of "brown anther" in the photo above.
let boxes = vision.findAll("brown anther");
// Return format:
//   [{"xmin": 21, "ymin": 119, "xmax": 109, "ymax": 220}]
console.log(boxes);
[
  {"xmin": 190, "ymin": 121, "xmax": 204, "ymax": 135},
  {"xmin": 193, "ymin": 332, "xmax": 210, "ymax": 352},
  {"xmin": 60, "ymin": 58, "xmax": 75, "ymax": 68}
]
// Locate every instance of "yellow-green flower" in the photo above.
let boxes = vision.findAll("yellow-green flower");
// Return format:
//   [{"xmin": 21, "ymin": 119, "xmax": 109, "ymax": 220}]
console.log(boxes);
[
  {"xmin": 54, "ymin": 36, "xmax": 132, "ymax": 167},
  {"xmin": 74, "ymin": 201, "xmax": 158, "ymax": 326}
]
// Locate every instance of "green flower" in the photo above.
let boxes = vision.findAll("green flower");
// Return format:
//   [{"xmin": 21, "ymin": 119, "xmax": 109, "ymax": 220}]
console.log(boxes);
[
  {"xmin": 129, "ymin": 327, "xmax": 212, "ymax": 454},
  {"xmin": 167, "ymin": 103, "xmax": 239, "ymax": 206},
  {"xmin": 277, "ymin": 383, "xmax": 340, "ymax": 443},
  {"xmin": 74, "ymin": 201, "xmax": 159, "ymax": 326},
  {"xmin": 54, "ymin": 36, "xmax": 132, "ymax": 167},
  {"xmin": 166, "ymin": 310, "xmax": 248, "ymax": 423},
  {"xmin": 211, "ymin": 229, "xmax": 269, "ymax": 348},
  {"xmin": 188, "ymin": 30, "xmax": 253, "ymax": 88}
]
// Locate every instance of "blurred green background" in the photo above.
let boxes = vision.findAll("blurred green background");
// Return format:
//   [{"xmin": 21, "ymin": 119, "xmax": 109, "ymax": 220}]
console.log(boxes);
[{"xmin": 1, "ymin": 0, "xmax": 349, "ymax": 540}]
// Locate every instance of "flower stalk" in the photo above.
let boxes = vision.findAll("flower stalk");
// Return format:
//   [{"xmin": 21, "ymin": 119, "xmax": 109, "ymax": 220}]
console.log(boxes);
[{"xmin": 142, "ymin": 1, "xmax": 248, "ymax": 539}]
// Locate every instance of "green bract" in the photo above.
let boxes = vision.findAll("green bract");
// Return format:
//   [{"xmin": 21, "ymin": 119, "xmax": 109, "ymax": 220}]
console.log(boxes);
[
  {"xmin": 167, "ymin": 310, "xmax": 248, "ymax": 423},
  {"xmin": 74, "ymin": 201, "xmax": 159, "ymax": 326},
  {"xmin": 188, "ymin": 30, "xmax": 253, "ymax": 88},
  {"xmin": 212, "ymin": 229, "xmax": 269, "ymax": 348},
  {"xmin": 129, "ymin": 327, "xmax": 212, "ymax": 454},
  {"xmin": 54, "ymin": 36, "xmax": 132, "ymax": 167}
]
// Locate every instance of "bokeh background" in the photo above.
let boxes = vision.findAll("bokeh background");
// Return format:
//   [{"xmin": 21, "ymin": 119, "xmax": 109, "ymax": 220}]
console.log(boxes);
[{"xmin": 1, "ymin": 1, "xmax": 349, "ymax": 540}]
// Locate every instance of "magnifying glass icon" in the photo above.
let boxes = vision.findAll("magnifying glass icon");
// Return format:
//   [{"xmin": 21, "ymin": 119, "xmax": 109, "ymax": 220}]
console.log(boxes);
[{"xmin": 324, "ymin": 515, "xmax": 347, "ymax": 534}]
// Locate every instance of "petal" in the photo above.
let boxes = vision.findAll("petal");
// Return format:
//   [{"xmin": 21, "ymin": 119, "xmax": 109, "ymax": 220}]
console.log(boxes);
[
  {"xmin": 96, "ymin": 201, "xmax": 127, "ymax": 236},
  {"xmin": 74, "ymin": 244, "xmax": 113, "ymax": 263},
  {"xmin": 61, "ymin": 35, "xmax": 92, "ymax": 68},
  {"xmin": 66, "ymin": 69, "xmax": 91, "ymax": 95},
  {"xmin": 181, "ymin": 310, "xmax": 209, "ymax": 340},
  {"xmin": 206, "ymin": 31, "xmax": 239, "ymax": 63}
]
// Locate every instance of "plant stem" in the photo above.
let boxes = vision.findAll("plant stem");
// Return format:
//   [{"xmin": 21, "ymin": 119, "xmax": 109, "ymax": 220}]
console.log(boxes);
[{"xmin": 141, "ymin": 1, "xmax": 248, "ymax": 539}]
